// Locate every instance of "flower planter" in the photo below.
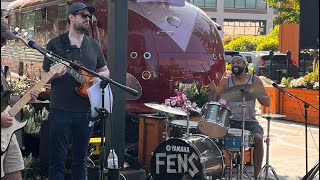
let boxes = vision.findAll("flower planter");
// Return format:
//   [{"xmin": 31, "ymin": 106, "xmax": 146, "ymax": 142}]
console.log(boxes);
[
  {"xmin": 261, "ymin": 87, "xmax": 280, "ymax": 114},
  {"xmin": 279, "ymin": 88, "xmax": 319, "ymax": 125}
]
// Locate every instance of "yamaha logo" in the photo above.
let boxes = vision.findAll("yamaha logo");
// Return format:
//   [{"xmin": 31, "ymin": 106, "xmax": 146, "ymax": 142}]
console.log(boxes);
[{"xmin": 165, "ymin": 145, "xmax": 190, "ymax": 153}]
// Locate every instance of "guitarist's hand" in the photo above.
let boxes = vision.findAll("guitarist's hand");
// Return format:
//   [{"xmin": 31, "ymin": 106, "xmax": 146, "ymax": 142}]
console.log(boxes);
[
  {"xmin": 1, "ymin": 113, "xmax": 13, "ymax": 128},
  {"xmin": 29, "ymin": 89, "xmax": 41, "ymax": 101},
  {"xmin": 90, "ymin": 71, "xmax": 109, "ymax": 85},
  {"xmin": 53, "ymin": 66, "xmax": 67, "ymax": 79}
]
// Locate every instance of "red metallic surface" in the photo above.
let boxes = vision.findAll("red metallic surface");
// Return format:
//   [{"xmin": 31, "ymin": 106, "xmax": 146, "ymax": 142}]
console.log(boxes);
[{"xmin": 2, "ymin": 0, "xmax": 225, "ymax": 114}]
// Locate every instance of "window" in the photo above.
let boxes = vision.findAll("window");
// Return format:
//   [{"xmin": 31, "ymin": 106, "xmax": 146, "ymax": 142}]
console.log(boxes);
[
  {"xmin": 224, "ymin": 0, "xmax": 267, "ymax": 9},
  {"xmin": 191, "ymin": 0, "xmax": 217, "ymax": 7},
  {"xmin": 256, "ymin": 0, "xmax": 267, "ymax": 9},
  {"xmin": 223, "ymin": 19, "xmax": 266, "ymax": 36},
  {"xmin": 58, "ymin": 3, "xmax": 68, "ymax": 20},
  {"xmin": 9, "ymin": 14, "xmax": 16, "ymax": 32},
  {"xmin": 35, "ymin": 9, "xmax": 45, "ymax": 25},
  {"xmin": 21, "ymin": 12, "xmax": 35, "ymax": 34}
]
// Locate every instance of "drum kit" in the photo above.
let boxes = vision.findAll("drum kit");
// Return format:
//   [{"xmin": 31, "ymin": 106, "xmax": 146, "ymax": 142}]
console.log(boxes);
[{"xmin": 145, "ymin": 84, "xmax": 285, "ymax": 180}]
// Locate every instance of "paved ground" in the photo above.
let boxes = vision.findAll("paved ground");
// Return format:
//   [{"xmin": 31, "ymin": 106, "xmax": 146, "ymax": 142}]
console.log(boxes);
[
  {"xmin": 235, "ymin": 103, "xmax": 319, "ymax": 180},
  {"xmin": 256, "ymin": 115, "xmax": 319, "ymax": 180}
]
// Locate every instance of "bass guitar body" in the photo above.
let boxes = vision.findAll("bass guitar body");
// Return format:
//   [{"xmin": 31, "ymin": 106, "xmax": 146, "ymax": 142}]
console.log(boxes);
[{"xmin": 75, "ymin": 69, "xmax": 93, "ymax": 97}]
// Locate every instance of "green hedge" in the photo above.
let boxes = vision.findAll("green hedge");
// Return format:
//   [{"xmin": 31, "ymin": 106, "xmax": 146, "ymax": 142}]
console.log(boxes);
[{"xmin": 224, "ymin": 25, "xmax": 279, "ymax": 51}]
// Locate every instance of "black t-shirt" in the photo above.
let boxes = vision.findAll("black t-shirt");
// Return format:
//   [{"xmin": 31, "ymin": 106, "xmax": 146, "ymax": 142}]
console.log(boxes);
[{"xmin": 42, "ymin": 32, "xmax": 106, "ymax": 112}]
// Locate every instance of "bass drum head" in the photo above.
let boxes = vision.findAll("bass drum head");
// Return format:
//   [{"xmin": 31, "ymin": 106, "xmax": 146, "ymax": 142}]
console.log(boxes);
[{"xmin": 150, "ymin": 134, "xmax": 224, "ymax": 180}]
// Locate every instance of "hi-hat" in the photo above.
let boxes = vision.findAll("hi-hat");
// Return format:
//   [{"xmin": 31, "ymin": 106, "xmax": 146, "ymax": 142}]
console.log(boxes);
[
  {"xmin": 257, "ymin": 113, "xmax": 286, "ymax": 118},
  {"xmin": 144, "ymin": 103, "xmax": 187, "ymax": 116},
  {"xmin": 220, "ymin": 84, "xmax": 265, "ymax": 102}
]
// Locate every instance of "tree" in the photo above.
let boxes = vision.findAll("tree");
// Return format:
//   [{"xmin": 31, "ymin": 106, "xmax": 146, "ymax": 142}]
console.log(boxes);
[{"xmin": 264, "ymin": 0, "xmax": 300, "ymax": 25}]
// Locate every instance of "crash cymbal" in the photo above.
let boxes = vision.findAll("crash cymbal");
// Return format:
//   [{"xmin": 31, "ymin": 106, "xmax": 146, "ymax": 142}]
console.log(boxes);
[
  {"xmin": 220, "ymin": 84, "xmax": 265, "ymax": 102},
  {"xmin": 257, "ymin": 113, "xmax": 286, "ymax": 118},
  {"xmin": 144, "ymin": 103, "xmax": 187, "ymax": 116}
]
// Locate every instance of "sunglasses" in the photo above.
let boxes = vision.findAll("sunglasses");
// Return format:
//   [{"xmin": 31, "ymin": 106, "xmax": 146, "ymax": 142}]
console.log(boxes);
[{"xmin": 73, "ymin": 12, "xmax": 92, "ymax": 19}]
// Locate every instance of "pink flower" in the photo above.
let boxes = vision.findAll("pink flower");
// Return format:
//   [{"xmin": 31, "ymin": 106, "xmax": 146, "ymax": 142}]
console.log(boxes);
[
  {"xmin": 310, "ymin": 80, "xmax": 315, "ymax": 84},
  {"xmin": 181, "ymin": 93, "xmax": 188, "ymax": 101},
  {"xmin": 225, "ymin": 70, "xmax": 232, "ymax": 77},
  {"xmin": 164, "ymin": 99, "xmax": 171, "ymax": 106},
  {"xmin": 177, "ymin": 92, "xmax": 183, "ymax": 97},
  {"xmin": 218, "ymin": 98, "xmax": 227, "ymax": 106},
  {"xmin": 170, "ymin": 99, "xmax": 177, "ymax": 106}
]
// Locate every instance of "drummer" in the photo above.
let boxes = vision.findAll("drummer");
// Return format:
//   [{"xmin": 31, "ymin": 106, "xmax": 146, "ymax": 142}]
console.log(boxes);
[{"xmin": 212, "ymin": 55, "xmax": 270, "ymax": 179}]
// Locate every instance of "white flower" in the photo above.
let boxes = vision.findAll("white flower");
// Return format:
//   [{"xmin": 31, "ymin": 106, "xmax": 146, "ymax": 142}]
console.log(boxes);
[{"xmin": 313, "ymin": 82, "xmax": 319, "ymax": 89}]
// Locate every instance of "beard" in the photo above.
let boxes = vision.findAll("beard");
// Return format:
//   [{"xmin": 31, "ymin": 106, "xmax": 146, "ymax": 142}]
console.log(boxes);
[
  {"xmin": 74, "ymin": 22, "xmax": 89, "ymax": 34},
  {"xmin": 232, "ymin": 66, "xmax": 244, "ymax": 76}
]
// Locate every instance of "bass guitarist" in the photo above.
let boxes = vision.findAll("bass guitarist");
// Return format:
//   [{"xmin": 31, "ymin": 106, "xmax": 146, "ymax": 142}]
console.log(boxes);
[
  {"xmin": 41, "ymin": 2, "xmax": 110, "ymax": 180},
  {"xmin": 1, "ymin": 18, "xmax": 40, "ymax": 180}
]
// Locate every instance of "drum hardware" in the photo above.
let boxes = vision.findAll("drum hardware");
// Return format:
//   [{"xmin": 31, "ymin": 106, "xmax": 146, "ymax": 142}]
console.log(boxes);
[
  {"xmin": 225, "ymin": 151, "xmax": 253, "ymax": 180},
  {"xmin": 144, "ymin": 103, "xmax": 188, "ymax": 116},
  {"xmin": 257, "ymin": 110, "xmax": 286, "ymax": 180},
  {"xmin": 170, "ymin": 120, "xmax": 199, "ymax": 138},
  {"xmin": 198, "ymin": 101, "xmax": 232, "ymax": 138},
  {"xmin": 221, "ymin": 84, "xmax": 265, "ymax": 180},
  {"xmin": 144, "ymin": 103, "xmax": 188, "ymax": 140},
  {"xmin": 150, "ymin": 134, "xmax": 225, "ymax": 180}
]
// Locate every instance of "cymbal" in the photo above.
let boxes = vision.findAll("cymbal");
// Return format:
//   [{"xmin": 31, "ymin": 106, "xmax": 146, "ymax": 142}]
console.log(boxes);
[
  {"xmin": 256, "ymin": 113, "xmax": 286, "ymax": 118},
  {"xmin": 220, "ymin": 84, "xmax": 265, "ymax": 102},
  {"xmin": 144, "ymin": 103, "xmax": 187, "ymax": 116}
]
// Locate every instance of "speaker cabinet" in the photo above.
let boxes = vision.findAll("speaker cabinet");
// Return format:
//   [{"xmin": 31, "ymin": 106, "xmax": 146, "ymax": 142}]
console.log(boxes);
[{"xmin": 300, "ymin": 0, "xmax": 319, "ymax": 49}]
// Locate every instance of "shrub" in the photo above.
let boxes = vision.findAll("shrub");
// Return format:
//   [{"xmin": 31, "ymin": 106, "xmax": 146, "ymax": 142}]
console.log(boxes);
[
  {"xmin": 224, "ymin": 36, "xmax": 257, "ymax": 51},
  {"xmin": 256, "ymin": 38, "xmax": 279, "ymax": 51},
  {"xmin": 223, "ymin": 25, "xmax": 280, "ymax": 51}
]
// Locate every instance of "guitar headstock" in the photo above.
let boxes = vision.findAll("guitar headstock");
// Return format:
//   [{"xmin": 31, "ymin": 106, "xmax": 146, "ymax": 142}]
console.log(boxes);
[
  {"xmin": 50, "ymin": 63, "xmax": 66, "ymax": 74},
  {"xmin": 15, "ymin": 33, "xmax": 32, "ymax": 46}
]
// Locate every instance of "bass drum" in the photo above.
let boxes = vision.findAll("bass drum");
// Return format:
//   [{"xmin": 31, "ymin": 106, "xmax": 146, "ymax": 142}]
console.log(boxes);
[{"xmin": 150, "ymin": 134, "xmax": 225, "ymax": 180}]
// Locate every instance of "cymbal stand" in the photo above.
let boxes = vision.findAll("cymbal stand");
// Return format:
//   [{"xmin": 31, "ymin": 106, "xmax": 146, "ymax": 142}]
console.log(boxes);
[
  {"xmin": 163, "ymin": 113, "xmax": 170, "ymax": 140},
  {"xmin": 259, "ymin": 115, "xmax": 280, "ymax": 180},
  {"xmin": 185, "ymin": 108, "xmax": 190, "ymax": 137},
  {"xmin": 239, "ymin": 89, "xmax": 247, "ymax": 180}
]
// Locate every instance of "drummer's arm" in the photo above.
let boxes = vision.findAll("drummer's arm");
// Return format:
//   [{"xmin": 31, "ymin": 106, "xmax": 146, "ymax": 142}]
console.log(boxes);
[
  {"xmin": 214, "ymin": 78, "xmax": 228, "ymax": 101},
  {"xmin": 255, "ymin": 77, "xmax": 270, "ymax": 107}
]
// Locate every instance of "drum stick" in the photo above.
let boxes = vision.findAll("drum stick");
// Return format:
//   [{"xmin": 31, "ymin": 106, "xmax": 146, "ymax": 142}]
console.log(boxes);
[{"xmin": 201, "ymin": 62, "xmax": 212, "ymax": 83}]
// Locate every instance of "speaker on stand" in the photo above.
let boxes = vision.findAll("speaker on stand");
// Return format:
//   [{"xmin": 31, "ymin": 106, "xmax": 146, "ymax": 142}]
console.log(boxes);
[{"xmin": 299, "ymin": 0, "xmax": 319, "ymax": 50}]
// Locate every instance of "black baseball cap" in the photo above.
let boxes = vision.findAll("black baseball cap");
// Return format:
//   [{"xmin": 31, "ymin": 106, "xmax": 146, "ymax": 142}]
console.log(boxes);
[
  {"xmin": 1, "ymin": 18, "xmax": 17, "ymax": 40},
  {"xmin": 67, "ymin": 2, "xmax": 95, "ymax": 15}
]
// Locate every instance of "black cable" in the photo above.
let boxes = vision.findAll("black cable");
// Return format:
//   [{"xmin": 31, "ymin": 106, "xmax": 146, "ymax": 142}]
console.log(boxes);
[{"xmin": 296, "ymin": 98, "xmax": 319, "ymax": 151}]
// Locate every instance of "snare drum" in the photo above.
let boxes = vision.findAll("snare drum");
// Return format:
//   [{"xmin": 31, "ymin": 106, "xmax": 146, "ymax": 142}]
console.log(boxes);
[
  {"xmin": 218, "ymin": 128, "xmax": 254, "ymax": 151},
  {"xmin": 170, "ymin": 120, "xmax": 199, "ymax": 138},
  {"xmin": 198, "ymin": 102, "xmax": 232, "ymax": 138},
  {"xmin": 150, "ymin": 134, "xmax": 225, "ymax": 180}
]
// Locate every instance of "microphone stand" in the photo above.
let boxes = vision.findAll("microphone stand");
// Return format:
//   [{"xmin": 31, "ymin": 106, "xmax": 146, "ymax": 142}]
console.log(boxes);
[
  {"xmin": 276, "ymin": 87, "xmax": 319, "ymax": 176},
  {"xmin": 39, "ymin": 49, "xmax": 138, "ymax": 180}
]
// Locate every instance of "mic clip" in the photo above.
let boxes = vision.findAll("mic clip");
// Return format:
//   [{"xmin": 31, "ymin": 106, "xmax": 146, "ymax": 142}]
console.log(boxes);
[{"xmin": 87, "ymin": 107, "xmax": 110, "ymax": 123}]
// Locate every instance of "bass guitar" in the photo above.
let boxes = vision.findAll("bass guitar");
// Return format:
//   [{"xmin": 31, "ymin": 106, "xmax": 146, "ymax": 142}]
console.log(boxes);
[{"xmin": 1, "ymin": 63, "xmax": 65, "ymax": 155}]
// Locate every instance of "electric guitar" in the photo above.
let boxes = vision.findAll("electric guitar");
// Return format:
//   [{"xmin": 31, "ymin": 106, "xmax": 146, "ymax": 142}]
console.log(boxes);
[{"xmin": 1, "ymin": 63, "xmax": 65, "ymax": 155}]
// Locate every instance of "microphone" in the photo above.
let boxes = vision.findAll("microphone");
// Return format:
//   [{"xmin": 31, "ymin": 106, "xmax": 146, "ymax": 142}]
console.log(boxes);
[
  {"xmin": 272, "ymin": 83, "xmax": 293, "ymax": 97},
  {"xmin": 27, "ymin": 40, "xmax": 52, "ymax": 58}
]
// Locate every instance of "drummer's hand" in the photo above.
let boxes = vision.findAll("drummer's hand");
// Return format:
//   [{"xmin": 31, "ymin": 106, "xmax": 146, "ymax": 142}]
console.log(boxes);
[{"xmin": 218, "ymin": 98, "xmax": 227, "ymax": 106}]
